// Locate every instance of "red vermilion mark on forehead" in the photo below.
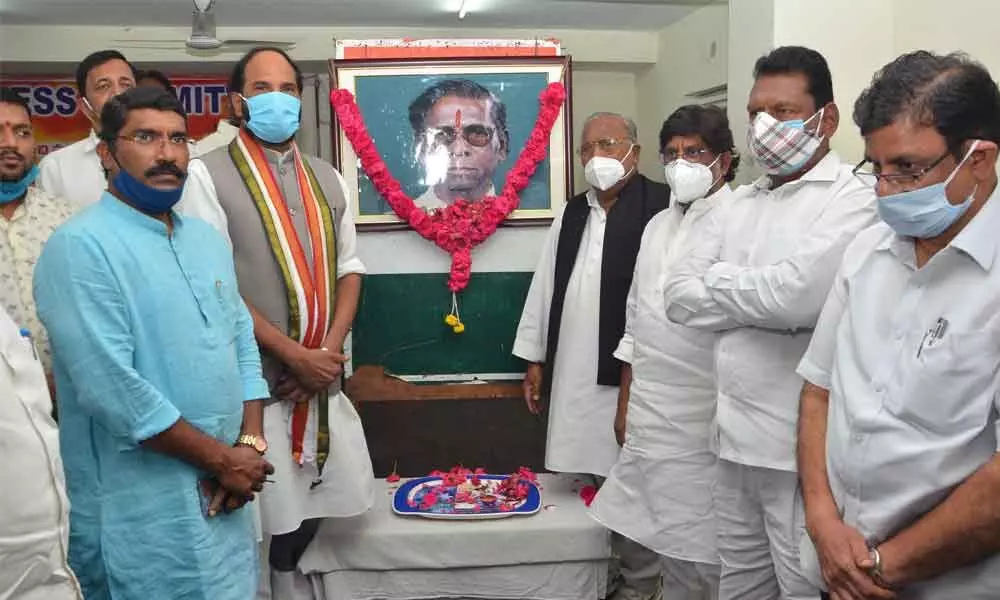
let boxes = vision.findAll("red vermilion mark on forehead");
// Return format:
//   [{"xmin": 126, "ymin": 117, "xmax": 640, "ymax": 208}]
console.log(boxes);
[{"xmin": 454, "ymin": 109, "xmax": 462, "ymax": 129}]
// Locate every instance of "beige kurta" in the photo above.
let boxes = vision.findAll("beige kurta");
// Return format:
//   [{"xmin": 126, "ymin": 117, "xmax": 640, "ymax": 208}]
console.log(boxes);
[{"xmin": 200, "ymin": 141, "xmax": 374, "ymax": 536}]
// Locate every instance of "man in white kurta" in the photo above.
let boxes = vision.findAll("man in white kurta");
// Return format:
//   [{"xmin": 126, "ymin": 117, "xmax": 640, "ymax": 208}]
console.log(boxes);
[
  {"xmin": 0, "ymin": 305, "xmax": 81, "ymax": 599},
  {"xmin": 590, "ymin": 104, "xmax": 738, "ymax": 600},
  {"xmin": 515, "ymin": 112, "xmax": 668, "ymax": 600},
  {"xmin": 663, "ymin": 47, "xmax": 877, "ymax": 600}
]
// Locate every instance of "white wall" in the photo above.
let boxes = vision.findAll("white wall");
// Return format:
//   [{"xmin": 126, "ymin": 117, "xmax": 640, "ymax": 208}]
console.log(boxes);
[
  {"xmin": 772, "ymin": 0, "xmax": 895, "ymax": 165},
  {"xmin": 894, "ymin": 0, "xmax": 1000, "ymax": 75},
  {"xmin": 571, "ymin": 66, "xmax": 639, "ymax": 193},
  {"xmin": 636, "ymin": 4, "xmax": 728, "ymax": 179},
  {"xmin": 727, "ymin": 0, "xmax": 774, "ymax": 184}
]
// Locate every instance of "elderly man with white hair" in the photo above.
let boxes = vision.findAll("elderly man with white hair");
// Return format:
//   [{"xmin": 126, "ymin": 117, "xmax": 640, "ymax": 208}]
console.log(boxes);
[{"xmin": 514, "ymin": 112, "xmax": 670, "ymax": 600}]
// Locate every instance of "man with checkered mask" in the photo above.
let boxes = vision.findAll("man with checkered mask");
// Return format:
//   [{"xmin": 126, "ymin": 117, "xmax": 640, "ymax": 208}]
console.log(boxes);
[{"xmin": 663, "ymin": 46, "xmax": 878, "ymax": 600}]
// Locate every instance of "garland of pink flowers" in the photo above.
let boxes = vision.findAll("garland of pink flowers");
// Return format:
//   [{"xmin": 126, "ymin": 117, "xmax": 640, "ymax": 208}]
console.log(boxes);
[{"xmin": 330, "ymin": 83, "xmax": 567, "ymax": 294}]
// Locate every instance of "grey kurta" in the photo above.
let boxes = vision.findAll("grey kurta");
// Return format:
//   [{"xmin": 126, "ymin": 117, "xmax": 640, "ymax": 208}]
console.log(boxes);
[
  {"xmin": 200, "ymin": 138, "xmax": 374, "ymax": 539},
  {"xmin": 200, "ymin": 144, "xmax": 348, "ymax": 394}
]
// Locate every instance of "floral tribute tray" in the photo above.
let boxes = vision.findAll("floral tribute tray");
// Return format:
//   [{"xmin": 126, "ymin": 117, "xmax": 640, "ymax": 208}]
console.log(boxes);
[{"xmin": 391, "ymin": 466, "xmax": 542, "ymax": 520}]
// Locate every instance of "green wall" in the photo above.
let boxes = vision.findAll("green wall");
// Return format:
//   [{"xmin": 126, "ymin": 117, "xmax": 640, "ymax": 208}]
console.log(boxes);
[{"xmin": 352, "ymin": 272, "xmax": 533, "ymax": 376}]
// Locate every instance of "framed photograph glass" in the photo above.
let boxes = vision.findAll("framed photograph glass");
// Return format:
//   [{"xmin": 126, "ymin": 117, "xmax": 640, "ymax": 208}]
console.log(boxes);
[{"xmin": 330, "ymin": 56, "xmax": 572, "ymax": 227}]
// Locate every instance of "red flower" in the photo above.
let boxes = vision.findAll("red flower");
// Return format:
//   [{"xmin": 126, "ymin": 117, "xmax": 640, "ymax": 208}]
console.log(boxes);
[
  {"xmin": 579, "ymin": 485, "xmax": 598, "ymax": 507},
  {"xmin": 386, "ymin": 472, "xmax": 401, "ymax": 483}
]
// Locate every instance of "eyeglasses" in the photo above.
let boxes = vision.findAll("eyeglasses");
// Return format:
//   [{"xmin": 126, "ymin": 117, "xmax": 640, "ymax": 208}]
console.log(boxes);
[
  {"xmin": 661, "ymin": 147, "xmax": 712, "ymax": 164},
  {"xmin": 579, "ymin": 137, "xmax": 631, "ymax": 156},
  {"xmin": 117, "ymin": 132, "xmax": 192, "ymax": 147},
  {"xmin": 852, "ymin": 150, "xmax": 951, "ymax": 191},
  {"xmin": 428, "ymin": 125, "xmax": 495, "ymax": 148}
]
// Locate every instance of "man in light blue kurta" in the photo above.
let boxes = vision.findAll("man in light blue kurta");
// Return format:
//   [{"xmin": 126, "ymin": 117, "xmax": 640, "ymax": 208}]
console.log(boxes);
[{"xmin": 34, "ymin": 86, "xmax": 272, "ymax": 600}]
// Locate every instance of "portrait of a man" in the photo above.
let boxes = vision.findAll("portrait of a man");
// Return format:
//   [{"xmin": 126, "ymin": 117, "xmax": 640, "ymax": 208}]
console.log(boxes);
[
  {"xmin": 333, "ymin": 59, "xmax": 569, "ymax": 224},
  {"xmin": 408, "ymin": 79, "xmax": 510, "ymax": 210}
]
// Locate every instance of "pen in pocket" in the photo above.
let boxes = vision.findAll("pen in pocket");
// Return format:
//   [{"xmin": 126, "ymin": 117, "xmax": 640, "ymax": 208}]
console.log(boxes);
[{"xmin": 19, "ymin": 328, "xmax": 38, "ymax": 360}]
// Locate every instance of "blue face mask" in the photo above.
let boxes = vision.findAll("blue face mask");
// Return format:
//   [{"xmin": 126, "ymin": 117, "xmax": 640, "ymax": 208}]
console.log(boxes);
[
  {"xmin": 0, "ymin": 164, "xmax": 40, "ymax": 204},
  {"xmin": 877, "ymin": 142, "xmax": 979, "ymax": 239},
  {"xmin": 112, "ymin": 164, "xmax": 186, "ymax": 214},
  {"xmin": 243, "ymin": 91, "xmax": 301, "ymax": 144}
]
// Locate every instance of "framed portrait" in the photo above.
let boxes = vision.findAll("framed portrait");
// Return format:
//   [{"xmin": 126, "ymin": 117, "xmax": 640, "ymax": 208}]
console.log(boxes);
[{"xmin": 330, "ymin": 56, "xmax": 572, "ymax": 227}]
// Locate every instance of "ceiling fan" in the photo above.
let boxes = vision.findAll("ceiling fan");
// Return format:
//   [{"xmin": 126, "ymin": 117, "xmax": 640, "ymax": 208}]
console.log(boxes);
[{"xmin": 113, "ymin": 0, "xmax": 296, "ymax": 52}]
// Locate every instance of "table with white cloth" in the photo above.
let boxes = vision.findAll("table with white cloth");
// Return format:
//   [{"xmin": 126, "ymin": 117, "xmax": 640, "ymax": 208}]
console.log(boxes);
[{"xmin": 295, "ymin": 473, "xmax": 611, "ymax": 600}]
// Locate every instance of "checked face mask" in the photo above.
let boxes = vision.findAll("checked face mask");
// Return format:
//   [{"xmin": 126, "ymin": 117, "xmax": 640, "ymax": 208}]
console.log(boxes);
[{"xmin": 747, "ymin": 107, "xmax": 826, "ymax": 176}]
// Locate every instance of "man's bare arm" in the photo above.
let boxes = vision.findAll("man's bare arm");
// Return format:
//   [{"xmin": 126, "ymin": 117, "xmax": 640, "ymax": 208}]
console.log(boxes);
[{"xmin": 877, "ymin": 454, "xmax": 1000, "ymax": 586}]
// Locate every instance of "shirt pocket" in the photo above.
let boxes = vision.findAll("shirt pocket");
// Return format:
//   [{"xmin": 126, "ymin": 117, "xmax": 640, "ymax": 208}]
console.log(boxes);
[
  {"xmin": 203, "ymin": 277, "xmax": 239, "ymax": 345},
  {"xmin": 890, "ymin": 329, "xmax": 1000, "ymax": 434}
]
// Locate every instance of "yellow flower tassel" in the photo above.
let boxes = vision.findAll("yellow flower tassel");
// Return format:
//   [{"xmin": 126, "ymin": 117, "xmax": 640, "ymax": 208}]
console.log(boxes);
[{"xmin": 444, "ymin": 292, "xmax": 465, "ymax": 334}]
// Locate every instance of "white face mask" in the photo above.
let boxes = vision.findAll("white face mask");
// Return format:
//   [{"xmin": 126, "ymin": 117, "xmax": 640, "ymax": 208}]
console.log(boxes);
[
  {"xmin": 664, "ymin": 156, "xmax": 721, "ymax": 205},
  {"xmin": 584, "ymin": 145, "xmax": 634, "ymax": 191}
]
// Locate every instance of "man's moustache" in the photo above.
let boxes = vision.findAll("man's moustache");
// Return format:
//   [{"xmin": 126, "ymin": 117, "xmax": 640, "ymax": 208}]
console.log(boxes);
[
  {"xmin": 0, "ymin": 151, "xmax": 24, "ymax": 163},
  {"xmin": 144, "ymin": 163, "xmax": 186, "ymax": 179}
]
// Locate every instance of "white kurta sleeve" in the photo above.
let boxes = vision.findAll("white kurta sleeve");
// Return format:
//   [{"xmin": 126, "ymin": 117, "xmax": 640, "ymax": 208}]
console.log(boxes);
[
  {"xmin": 37, "ymin": 153, "xmax": 61, "ymax": 198},
  {"xmin": 512, "ymin": 207, "xmax": 565, "ymax": 364},
  {"xmin": 332, "ymin": 169, "xmax": 366, "ymax": 277},
  {"xmin": 176, "ymin": 159, "xmax": 230, "ymax": 244},
  {"xmin": 701, "ymin": 183, "xmax": 876, "ymax": 331},
  {"xmin": 663, "ymin": 206, "xmax": 743, "ymax": 331},
  {"xmin": 795, "ymin": 259, "xmax": 849, "ymax": 391}
]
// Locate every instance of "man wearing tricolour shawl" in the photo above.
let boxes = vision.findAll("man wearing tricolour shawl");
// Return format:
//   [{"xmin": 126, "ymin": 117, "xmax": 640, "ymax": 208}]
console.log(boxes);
[{"xmin": 198, "ymin": 47, "xmax": 374, "ymax": 598}]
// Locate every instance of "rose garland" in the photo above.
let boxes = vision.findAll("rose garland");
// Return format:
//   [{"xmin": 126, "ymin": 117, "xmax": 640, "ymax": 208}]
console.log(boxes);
[{"xmin": 330, "ymin": 83, "xmax": 566, "ymax": 330}]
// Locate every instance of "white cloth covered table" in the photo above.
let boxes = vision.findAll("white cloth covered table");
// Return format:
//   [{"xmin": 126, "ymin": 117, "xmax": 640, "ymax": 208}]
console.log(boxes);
[{"xmin": 295, "ymin": 473, "xmax": 611, "ymax": 600}]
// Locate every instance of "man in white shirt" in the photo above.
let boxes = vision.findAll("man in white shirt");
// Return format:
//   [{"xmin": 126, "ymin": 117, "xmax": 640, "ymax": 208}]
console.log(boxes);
[
  {"xmin": 193, "ymin": 117, "xmax": 239, "ymax": 158},
  {"xmin": 515, "ymin": 111, "xmax": 669, "ymax": 600},
  {"xmin": 409, "ymin": 79, "xmax": 507, "ymax": 211},
  {"xmin": 664, "ymin": 46, "xmax": 878, "ymax": 600},
  {"xmin": 0, "ymin": 304, "xmax": 81, "ymax": 599},
  {"xmin": 38, "ymin": 49, "xmax": 136, "ymax": 207},
  {"xmin": 36, "ymin": 50, "xmax": 224, "ymax": 225},
  {"xmin": 590, "ymin": 104, "xmax": 738, "ymax": 600},
  {"xmin": 798, "ymin": 50, "xmax": 1000, "ymax": 600},
  {"xmin": 0, "ymin": 87, "xmax": 74, "ymax": 378}
]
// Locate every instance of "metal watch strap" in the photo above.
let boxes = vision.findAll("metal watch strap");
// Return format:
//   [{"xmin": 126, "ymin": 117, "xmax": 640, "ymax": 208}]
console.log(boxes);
[
  {"xmin": 867, "ymin": 546, "xmax": 893, "ymax": 590},
  {"xmin": 237, "ymin": 434, "xmax": 263, "ymax": 454}
]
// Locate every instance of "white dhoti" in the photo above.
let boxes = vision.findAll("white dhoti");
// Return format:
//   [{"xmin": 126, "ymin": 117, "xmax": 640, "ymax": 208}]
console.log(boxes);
[
  {"xmin": 261, "ymin": 390, "xmax": 375, "ymax": 534},
  {"xmin": 258, "ymin": 390, "xmax": 374, "ymax": 600}
]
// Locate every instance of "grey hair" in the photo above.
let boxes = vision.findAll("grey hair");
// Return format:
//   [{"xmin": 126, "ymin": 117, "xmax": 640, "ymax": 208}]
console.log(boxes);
[{"xmin": 583, "ymin": 111, "xmax": 638, "ymax": 142}]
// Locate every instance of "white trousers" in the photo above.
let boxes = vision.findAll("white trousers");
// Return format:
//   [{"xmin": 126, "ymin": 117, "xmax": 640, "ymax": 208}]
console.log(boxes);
[
  {"xmin": 715, "ymin": 459, "xmax": 820, "ymax": 600},
  {"xmin": 662, "ymin": 558, "xmax": 720, "ymax": 600}
]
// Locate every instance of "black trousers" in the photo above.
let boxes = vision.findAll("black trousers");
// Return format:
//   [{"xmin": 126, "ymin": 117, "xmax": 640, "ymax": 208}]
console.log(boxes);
[{"xmin": 269, "ymin": 518, "xmax": 322, "ymax": 572}]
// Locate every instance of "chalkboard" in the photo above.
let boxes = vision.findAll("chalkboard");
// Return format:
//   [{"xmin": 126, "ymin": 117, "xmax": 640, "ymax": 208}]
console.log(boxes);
[{"xmin": 351, "ymin": 272, "xmax": 533, "ymax": 376}]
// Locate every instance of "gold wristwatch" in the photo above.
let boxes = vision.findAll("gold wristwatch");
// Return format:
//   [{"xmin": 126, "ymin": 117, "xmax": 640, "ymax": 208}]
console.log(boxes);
[{"xmin": 237, "ymin": 434, "xmax": 268, "ymax": 455}]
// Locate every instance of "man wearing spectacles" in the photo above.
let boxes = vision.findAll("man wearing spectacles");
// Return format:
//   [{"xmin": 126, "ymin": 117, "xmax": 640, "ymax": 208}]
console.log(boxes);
[
  {"xmin": 590, "ymin": 104, "xmax": 739, "ymax": 600},
  {"xmin": 663, "ymin": 46, "xmax": 878, "ymax": 600},
  {"xmin": 515, "ymin": 111, "xmax": 669, "ymax": 600},
  {"xmin": 33, "ymin": 86, "xmax": 273, "ymax": 600},
  {"xmin": 409, "ymin": 79, "xmax": 510, "ymax": 210},
  {"xmin": 798, "ymin": 51, "xmax": 1000, "ymax": 599}
]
